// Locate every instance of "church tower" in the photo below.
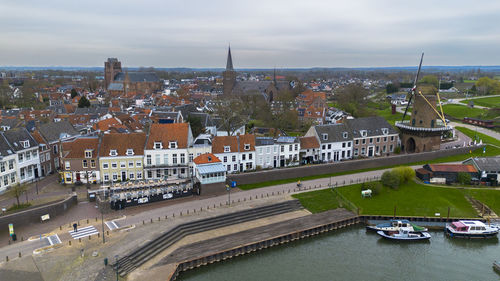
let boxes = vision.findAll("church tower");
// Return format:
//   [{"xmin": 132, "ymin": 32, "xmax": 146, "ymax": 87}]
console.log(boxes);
[
  {"xmin": 223, "ymin": 46, "xmax": 236, "ymax": 96},
  {"xmin": 104, "ymin": 58, "xmax": 122, "ymax": 89}
]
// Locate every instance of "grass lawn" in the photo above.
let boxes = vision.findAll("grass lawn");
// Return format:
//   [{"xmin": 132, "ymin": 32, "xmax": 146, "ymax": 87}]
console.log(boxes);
[
  {"xmin": 465, "ymin": 189, "xmax": 500, "ymax": 216},
  {"xmin": 337, "ymin": 181, "xmax": 478, "ymax": 217},
  {"xmin": 460, "ymin": 96, "xmax": 500, "ymax": 108},
  {"xmin": 292, "ymin": 189, "xmax": 340, "ymax": 213},
  {"xmin": 442, "ymin": 104, "xmax": 487, "ymax": 119},
  {"xmin": 455, "ymin": 126, "xmax": 500, "ymax": 147},
  {"xmin": 373, "ymin": 108, "xmax": 404, "ymax": 126}
]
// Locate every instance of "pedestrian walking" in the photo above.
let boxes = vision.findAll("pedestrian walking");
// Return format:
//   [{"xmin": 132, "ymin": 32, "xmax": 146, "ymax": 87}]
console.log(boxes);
[{"xmin": 73, "ymin": 223, "xmax": 78, "ymax": 232}]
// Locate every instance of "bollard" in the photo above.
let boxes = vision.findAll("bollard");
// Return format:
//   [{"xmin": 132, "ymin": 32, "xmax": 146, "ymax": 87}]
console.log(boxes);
[
  {"xmin": 89, "ymin": 235, "xmax": 91, "ymax": 240},
  {"xmin": 244, "ymin": 198, "xmax": 246, "ymax": 202},
  {"xmin": 158, "ymin": 217, "xmax": 160, "ymax": 221},
  {"xmin": 193, "ymin": 209, "xmax": 195, "ymax": 213},
  {"xmin": 69, "ymin": 240, "xmax": 72, "ymax": 246},
  {"xmin": 8, "ymin": 240, "xmax": 10, "ymax": 245},
  {"xmin": 6, "ymin": 256, "xmax": 8, "ymax": 262},
  {"xmin": 238, "ymin": 199, "xmax": 240, "ymax": 202},
  {"xmin": 165, "ymin": 215, "xmax": 168, "ymax": 219},
  {"xmin": 95, "ymin": 217, "xmax": 98, "ymax": 222},
  {"xmin": 87, "ymin": 219, "xmax": 89, "ymax": 224},
  {"xmin": 150, "ymin": 218, "xmax": 153, "ymax": 223},
  {"xmin": 21, "ymin": 237, "xmax": 23, "ymax": 241},
  {"xmin": 180, "ymin": 211, "xmax": 182, "ymax": 216},
  {"xmin": 142, "ymin": 220, "xmax": 145, "ymax": 225},
  {"xmin": 200, "ymin": 207, "xmax": 202, "ymax": 211},
  {"xmin": 214, "ymin": 204, "xmax": 216, "ymax": 208},
  {"xmin": 78, "ymin": 221, "xmax": 80, "ymax": 226},
  {"xmin": 173, "ymin": 213, "xmax": 175, "ymax": 217},
  {"xmin": 272, "ymin": 192, "xmax": 274, "ymax": 195},
  {"xmin": 79, "ymin": 238, "xmax": 81, "ymax": 243},
  {"xmin": 187, "ymin": 210, "xmax": 189, "ymax": 214},
  {"xmin": 18, "ymin": 252, "xmax": 21, "ymax": 258},
  {"xmin": 220, "ymin": 202, "xmax": 222, "ymax": 207},
  {"xmin": 60, "ymin": 226, "xmax": 62, "ymax": 230}
]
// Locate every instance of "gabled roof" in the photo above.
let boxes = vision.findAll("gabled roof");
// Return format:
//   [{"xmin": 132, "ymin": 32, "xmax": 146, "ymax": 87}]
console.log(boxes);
[
  {"xmin": 0, "ymin": 133, "xmax": 14, "ymax": 156},
  {"xmin": 212, "ymin": 134, "xmax": 255, "ymax": 153},
  {"xmin": 426, "ymin": 164, "xmax": 477, "ymax": 173},
  {"xmin": 345, "ymin": 117, "xmax": 397, "ymax": 138},
  {"xmin": 2, "ymin": 128, "xmax": 38, "ymax": 151},
  {"xmin": 314, "ymin": 123, "xmax": 352, "ymax": 143},
  {"xmin": 38, "ymin": 121, "xmax": 79, "ymax": 143},
  {"xmin": 464, "ymin": 157, "xmax": 500, "ymax": 172},
  {"xmin": 62, "ymin": 137, "xmax": 99, "ymax": 159},
  {"xmin": 194, "ymin": 153, "xmax": 221, "ymax": 165},
  {"xmin": 146, "ymin": 123, "xmax": 191, "ymax": 149},
  {"xmin": 300, "ymin": 136, "xmax": 320, "ymax": 149},
  {"xmin": 99, "ymin": 133, "xmax": 146, "ymax": 157}
]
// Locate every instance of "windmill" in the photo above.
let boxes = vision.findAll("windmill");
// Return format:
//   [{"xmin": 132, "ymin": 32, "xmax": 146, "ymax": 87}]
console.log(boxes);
[{"xmin": 395, "ymin": 53, "xmax": 451, "ymax": 153}]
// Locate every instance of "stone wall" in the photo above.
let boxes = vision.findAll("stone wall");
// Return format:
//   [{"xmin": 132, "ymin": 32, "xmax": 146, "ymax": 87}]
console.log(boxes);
[
  {"xmin": 0, "ymin": 194, "xmax": 78, "ymax": 231},
  {"xmin": 229, "ymin": 146, "xmax": 481, "ymax": 185}
]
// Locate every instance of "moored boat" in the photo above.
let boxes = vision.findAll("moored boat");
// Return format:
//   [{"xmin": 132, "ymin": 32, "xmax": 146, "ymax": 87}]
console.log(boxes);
[
  {"xmin": 366, "ymin": 219, "xmax": 428, "ymax": 233},
  {"xmin": 377, "ymin": 229, "xmax": 431, "ymax": 241},
  {"xmin": 445, "ymin": 220, "xmax": 499, "ymax": 239}
]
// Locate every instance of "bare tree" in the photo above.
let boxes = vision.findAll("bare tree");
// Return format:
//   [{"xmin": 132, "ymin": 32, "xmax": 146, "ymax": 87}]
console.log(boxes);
[{"xmin": 9, "ymin": 183, "xmax": 28, "ymax": 207}]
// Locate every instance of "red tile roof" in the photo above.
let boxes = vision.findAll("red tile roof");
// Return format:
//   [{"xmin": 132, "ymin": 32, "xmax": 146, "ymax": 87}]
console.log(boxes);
[
  {"xmin": 299, "ymin": 136, "xmax": 320, "ymax": 149},
  {"xmin": 99, "ymin": 133, "xmax": 146, "ymax": 157},
  {"xmin": 62, "ymin": 137, "xmax": 99, "ymax": 159},
  {"xmin": 146, "ymin": 123, "xmax": 190, "ymax": 149},
  {"xmin": 212, "ymin": 134, "xmax": 255, "ymax": 154},
  {"xmin": 427, "ymin": 164, "xmax": 477, "ymax": 173},
  {"xmin": 194, "ymin": 153, "xmax": 221, "ymax": 165}
]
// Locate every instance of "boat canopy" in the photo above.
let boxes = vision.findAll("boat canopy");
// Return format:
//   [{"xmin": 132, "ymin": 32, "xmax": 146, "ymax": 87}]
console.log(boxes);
[{"xmin": 451, "ymin": 221, "xmax": 468, "ymax": 231}]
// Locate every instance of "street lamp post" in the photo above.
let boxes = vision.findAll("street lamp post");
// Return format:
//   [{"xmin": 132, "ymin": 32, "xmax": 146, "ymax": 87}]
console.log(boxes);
[
  {"xmin": 226, "ymin": 185, "xmax": 230, "ymax": 205},
  {"xmin": 114, "ymin": 255, "xmax": 119, "ymax": 281}
]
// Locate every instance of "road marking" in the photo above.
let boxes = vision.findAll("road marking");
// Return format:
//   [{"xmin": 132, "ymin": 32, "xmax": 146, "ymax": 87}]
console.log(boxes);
[
  {"xmin": 68, "ymin": 225, "xmax": 99, "ymax": 239},
  {"xmin": 105, "ymin": 220, "xmax": 120, "ymax": 230},
  {"xmin": 46, "ymin": 234, "xmax": 62, "ymax": 245}
]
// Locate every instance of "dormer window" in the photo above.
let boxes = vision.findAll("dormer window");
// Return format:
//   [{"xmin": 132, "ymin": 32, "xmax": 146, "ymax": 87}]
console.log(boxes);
[
  {"xmin": 322, "ymin": 134, "xmax": 328, "ymax": 141},
  {"xmin": 109, "ymin": 149, "xmax": 117, "ymax": 156},
  {"xmin": 342, "ymin": 132, "xmax": 348, "ymax": 139},
  {"xmin": 85, "ymin": 150, "xmax": 92, "ymax": 158},
  {"xmin": 126, "ymin": 149, "xmax": 134, "ymax": 156},
  {"xmin": 169, "ymin": 141, "xmax": 177, "ymax": 149},
  {"xmin": 154, "ymin": 142, "xmax": 163, "ymax": 149},
  {"xmin": 360, "ymin": 130, "xmax": 367, "ymax": 137},
  {"xmin": 208, "ymin": 156, "xmax": 212, "ymax": 162},
  {"xmin": 244, "ymin": 144, "xmax": 250, "ymax": 150},
  {"xmin": 224, "ymin": 146, "xmax": 231, "ymax": 153},
  {"xmin": 21, "ymin": 140, "xmax": 30, "ymax": 148},
  {"xmin": 382, "ymin": 128, "xmax": 389, "ymax": 135}
]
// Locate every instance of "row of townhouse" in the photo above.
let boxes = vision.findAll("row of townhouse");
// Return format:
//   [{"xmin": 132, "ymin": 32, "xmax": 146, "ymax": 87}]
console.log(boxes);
[
  {"xmin": 304, "ymin": 116, "xmax": 399, "ymax": 162},
  {"xmin": 59, "ymin": 117, "xmax": 400, "ymax": 185}
]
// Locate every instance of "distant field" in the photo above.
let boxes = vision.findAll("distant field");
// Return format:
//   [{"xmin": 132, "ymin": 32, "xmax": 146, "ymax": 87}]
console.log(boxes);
[
  {"xmin": 460, "ymin": 96, "xmax": 500, "ymax": 108},
  {"xmin": 463, "ymin": 80, "xmax": 477, "ymax": 83}
]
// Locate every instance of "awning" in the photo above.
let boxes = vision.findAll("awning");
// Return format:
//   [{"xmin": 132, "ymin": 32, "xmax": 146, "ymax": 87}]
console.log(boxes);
[{"xmin": 197, "ymin": 163, "xmax": 226, "ymax": 175}]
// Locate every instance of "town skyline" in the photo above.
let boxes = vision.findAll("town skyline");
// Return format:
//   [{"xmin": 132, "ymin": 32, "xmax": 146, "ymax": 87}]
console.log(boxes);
[{"xmin": 2, "ymin": 0, "xmax": 500, "ymax": 68}]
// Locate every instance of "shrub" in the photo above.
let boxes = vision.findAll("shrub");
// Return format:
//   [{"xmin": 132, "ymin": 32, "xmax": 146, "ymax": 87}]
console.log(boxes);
[
  {"xmin": 381, "ymin": 170, "xmax": 400, "ymax": 189},
  {"xmin": 392, "ymin": 166, "xmax": 415, "ymax": 184},
  {"xmin": 457, "ymin": 172, "xmax": 472, "ymax": 185},
  {"xmin": 394, "ymin": 147, "xmax": 401, "ymax": 154}
]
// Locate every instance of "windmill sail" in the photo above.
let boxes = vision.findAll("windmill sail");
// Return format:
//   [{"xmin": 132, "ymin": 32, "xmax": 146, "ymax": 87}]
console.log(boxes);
[{"xmin": 402, "ymin": 52, "xmax": 424, "ymax": 121}]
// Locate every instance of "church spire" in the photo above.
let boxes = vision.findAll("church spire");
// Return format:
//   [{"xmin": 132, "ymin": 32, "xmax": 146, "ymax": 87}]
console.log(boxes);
[{"xmin": 226, "ymin": 45, "xmax": 234, "ymax": 71}]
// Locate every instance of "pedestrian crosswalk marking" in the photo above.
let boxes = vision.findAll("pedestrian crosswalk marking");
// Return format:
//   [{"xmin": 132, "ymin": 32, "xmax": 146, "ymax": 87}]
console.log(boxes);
[
  {"xmin": 68, "ymin": 225, "xmax": 99, "ymax": 239},
  {"xmin": 105, "ymin": 220, "xmax": 120, "ymax": 230}
]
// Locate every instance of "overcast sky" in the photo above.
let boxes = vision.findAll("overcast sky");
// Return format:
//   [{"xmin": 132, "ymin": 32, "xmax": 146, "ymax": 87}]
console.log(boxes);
[{"xmin": 1, "ymin": 0, "xmax": 500, "ymax": 68}]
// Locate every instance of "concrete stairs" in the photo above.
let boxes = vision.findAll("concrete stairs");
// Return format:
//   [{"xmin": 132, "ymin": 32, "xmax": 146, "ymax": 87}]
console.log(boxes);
[{"xmin": 114, "ymin": 200, "xmax": 303, "ymax": 276}]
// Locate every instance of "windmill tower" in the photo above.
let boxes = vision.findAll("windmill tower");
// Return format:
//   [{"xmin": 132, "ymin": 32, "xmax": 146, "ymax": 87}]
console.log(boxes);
[{"xmin": 396, "ymin": 53, "xmax": 451, "ymax": 153}]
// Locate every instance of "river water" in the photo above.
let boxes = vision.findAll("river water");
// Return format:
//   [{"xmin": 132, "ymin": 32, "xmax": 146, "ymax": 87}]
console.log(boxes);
[{"xmin": 178, "ymin": 225, "xmax": 500, "ymax": 281}]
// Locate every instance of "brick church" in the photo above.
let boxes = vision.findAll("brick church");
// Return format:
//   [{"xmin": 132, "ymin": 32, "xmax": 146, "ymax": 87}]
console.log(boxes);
[
  {"xmin": 222, "ymin": 47, "xmax": 290, "ymax": 102},
  {"xmin": 105, "ymin": 58, "xmax": 161, "ymax": 96}
]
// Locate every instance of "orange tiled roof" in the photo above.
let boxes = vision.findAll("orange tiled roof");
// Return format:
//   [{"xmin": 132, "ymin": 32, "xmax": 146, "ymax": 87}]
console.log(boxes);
[
  {"xmin": 146, "ymin": 123, "xmax": 190, "ymax": 149},
  {"xmin": 99, "ymin": 133, "xmax": 146, "ymax": 157},
  {"xmin": 212, "ymin": 134, "xmax": 255, "ymax": 154},
  {"xmin": 62, "ymin": 137, "xmax": 99, "ymax": 159},
  {"xmin": 299, "ymin": 136, "xmax": 320, "ymax": 149},
  {"xmin": 427, "ymin": 164, "xmax": 477, "ymax": 173},
  {"xmin": 194, "ymin": 153, "xmax": 221, "ymax": 165}
]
